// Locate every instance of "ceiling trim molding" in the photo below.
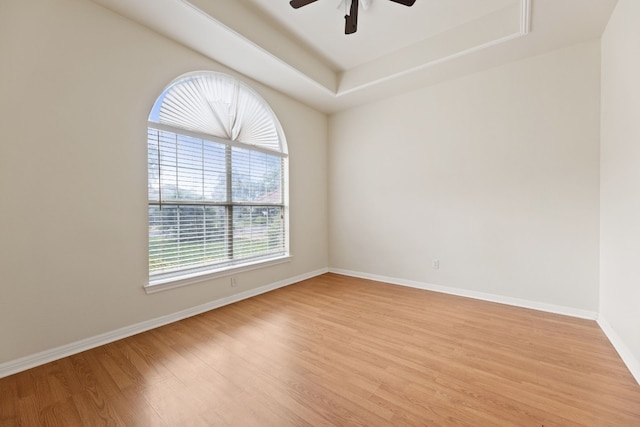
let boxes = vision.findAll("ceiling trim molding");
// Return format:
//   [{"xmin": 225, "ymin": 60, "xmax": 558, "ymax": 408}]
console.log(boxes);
[
  {"xmin": 337, "ymin": 0, "xmax": 531, "ymax": 97},
  {"xmin": 89, "ymin": 0, "xmax": 548, "ymax": 113}
]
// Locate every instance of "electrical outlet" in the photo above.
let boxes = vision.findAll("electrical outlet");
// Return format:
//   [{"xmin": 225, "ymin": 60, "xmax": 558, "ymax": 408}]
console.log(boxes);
[
  {"xmin": 432, "ymin": 259, "xmax": 440, "ymax": 270},
  {"xmin": 230, "ymin": 277, "xmax": 238, "ymax": 287}
]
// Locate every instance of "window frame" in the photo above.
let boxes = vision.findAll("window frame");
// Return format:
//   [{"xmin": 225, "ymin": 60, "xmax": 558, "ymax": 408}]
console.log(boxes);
[{"xmin": 144, "ymin": 73, "xmax": 290, "ymax": 293}]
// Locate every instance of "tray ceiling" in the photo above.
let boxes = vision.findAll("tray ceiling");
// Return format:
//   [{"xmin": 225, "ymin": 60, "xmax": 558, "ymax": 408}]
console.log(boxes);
[{"xmin": 90, "ymin": 0, "xmax": 618, "ymax": 113}]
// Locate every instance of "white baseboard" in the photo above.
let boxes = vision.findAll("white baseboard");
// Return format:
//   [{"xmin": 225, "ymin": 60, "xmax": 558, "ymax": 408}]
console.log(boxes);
[
  {"xmin": 329, "ymin": 268, "xmax": 599, "ymax": 320},
  {"xmin": 597, "ymin": 317, "xmax": 640, "ymax": 386},
  {"xmin": 0, "ymin": 268, "xmax": 329, "ymax": 379},
  {"xmin": 9, "ymin": 267, "xmax": 637, "ymax": 386}
]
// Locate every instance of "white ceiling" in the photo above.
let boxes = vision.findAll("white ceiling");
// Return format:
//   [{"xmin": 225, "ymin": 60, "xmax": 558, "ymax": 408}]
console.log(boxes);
[
  {"xmin": 245, "ymin": 0, "xmax": 518, "ymax": 71},
  {"xmin": 90, "ymin": 0, "xmax": 618, "ymax": 113}
]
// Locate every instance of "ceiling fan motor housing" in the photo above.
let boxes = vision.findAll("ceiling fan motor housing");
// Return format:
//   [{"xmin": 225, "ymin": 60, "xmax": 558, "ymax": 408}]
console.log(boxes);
[{"xmin": 290, "ymin": 0, "xmax": 416, "ymax": 34}]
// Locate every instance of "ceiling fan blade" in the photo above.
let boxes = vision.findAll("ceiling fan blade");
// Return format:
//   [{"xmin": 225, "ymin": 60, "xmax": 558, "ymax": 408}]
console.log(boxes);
[
  {"xmin": 388, "ymin": 0, "xmax": 416, "ymax": 6},
  {"xmin": 290, "ymin": 0, "xmax": 318, "ymax": 9},
  {"xmin": 345, "ymin": 0, "xmax": 359, "ymax": 34}
]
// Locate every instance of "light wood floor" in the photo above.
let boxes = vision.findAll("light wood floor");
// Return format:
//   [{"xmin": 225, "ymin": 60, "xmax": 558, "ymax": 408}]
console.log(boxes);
[{"xmin": 2, "ymin": 273, "xmax": 640, "ymax": 426}]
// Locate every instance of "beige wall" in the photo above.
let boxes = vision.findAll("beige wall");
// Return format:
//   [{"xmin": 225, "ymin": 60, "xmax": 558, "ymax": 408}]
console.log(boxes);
[
  {"xmin": 600, "ymin": 0, "xmax": 640, "ymax": 379},
  {"xmin": 0, "ymin": 0, "xmax": 328, "ymax": 363},
  {"xmin": 329, "ymin": 42, "xmax": 601, "ymax": 312}
]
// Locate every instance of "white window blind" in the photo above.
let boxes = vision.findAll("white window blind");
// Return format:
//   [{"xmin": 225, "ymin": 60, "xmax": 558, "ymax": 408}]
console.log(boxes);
[
  {"xmin": 152, "ymin": 72, "xmax": 284, "ymax": 153},
  {"xmin": 147, "ymin": 72, "xmax": 288, "ymax": 282}
]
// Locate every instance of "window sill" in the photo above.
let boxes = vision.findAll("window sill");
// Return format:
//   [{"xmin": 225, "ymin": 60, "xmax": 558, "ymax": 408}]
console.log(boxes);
[{"xmin": 144, "ymin": 255, "xmax": 292, "ymax": 294}]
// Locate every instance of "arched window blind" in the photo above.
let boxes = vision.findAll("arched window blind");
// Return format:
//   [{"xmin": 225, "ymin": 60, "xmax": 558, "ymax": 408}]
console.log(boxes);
[{"xmin": 147, "ymin": 72, "xmax": 289, "ymax": 286}]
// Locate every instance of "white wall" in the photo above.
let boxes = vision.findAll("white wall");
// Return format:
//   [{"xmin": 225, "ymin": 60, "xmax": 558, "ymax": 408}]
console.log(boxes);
[
  {"xmin": 600, "ymin": 0, "xmax": 640, "ymax": 382},
  {"xmin": 0, "ymin": 0, "xmax": 328, "ymax": 364},
  {"xmin": 329, "ymin": 42, "xmax": 601, "ymax": 313}
]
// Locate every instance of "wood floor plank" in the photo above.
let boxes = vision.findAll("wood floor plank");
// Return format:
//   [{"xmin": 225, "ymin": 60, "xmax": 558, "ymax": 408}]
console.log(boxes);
[
  {"xmin": 15, "ymin": 395, "xmax": 41, "ymax": 426},
  {"xmin": 0, "ymin": 374, "xmax": 18, "ymax": 425},
  {"xmin": 106, "ymin": 384, "xmax": 167, "ymax": 427},
  {"xmin": 2, "ymin": 273, "xmax": 640, "ymax": 426},
  {"xmin": 139, "ymin": 376, "xmax": 228, "ymax": 426},
  {"xmin": 71, "ymin": 390, "xmax": 126, "ymax": 427},
  {"xmin": 38, "ymin": 396, "xmax": 89, "ymax": 427}
]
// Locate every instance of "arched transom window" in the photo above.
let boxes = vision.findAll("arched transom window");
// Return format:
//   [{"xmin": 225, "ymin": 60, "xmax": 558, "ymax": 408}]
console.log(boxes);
[{"xmin": 147, "ymin": 72, "xmax": 289, "ymax": 288}]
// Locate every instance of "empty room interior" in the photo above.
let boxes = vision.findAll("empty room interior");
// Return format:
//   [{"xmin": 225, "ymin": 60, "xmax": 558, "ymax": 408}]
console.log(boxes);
[{"xmin": 1, "ymin": 0, "xmax": 640, "ymax": 425}]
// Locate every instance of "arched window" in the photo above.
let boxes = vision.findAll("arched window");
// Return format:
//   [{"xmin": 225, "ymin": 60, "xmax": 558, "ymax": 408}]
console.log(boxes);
[{"xmin": 146, "ymin": 72, "xmax": 289, "ymax": 289}]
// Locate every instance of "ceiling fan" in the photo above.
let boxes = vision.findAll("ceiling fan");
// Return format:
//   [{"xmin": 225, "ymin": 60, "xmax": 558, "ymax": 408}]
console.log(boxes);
[{"xmin": 290, "ymin": 0, "xmax": 416, "ymax": 35}]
